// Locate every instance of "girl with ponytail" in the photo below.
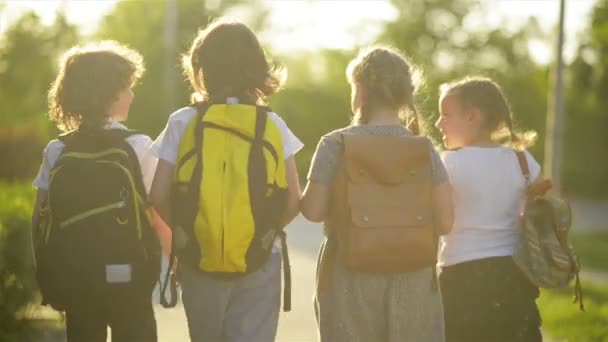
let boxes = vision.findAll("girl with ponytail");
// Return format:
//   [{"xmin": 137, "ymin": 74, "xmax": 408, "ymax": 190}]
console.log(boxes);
[
  {"xmin": 301, "ymin": 46, "xmax": 453, "ymax": 341},
  {"xmin": 435, "ymin": 76, "xmax": 543, "ymax": 342}
]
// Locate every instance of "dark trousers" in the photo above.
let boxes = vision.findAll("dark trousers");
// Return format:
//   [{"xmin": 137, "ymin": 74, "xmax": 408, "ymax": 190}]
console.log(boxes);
[
  {"xmin": 440, "ymin": 256, "xmax": 542, "ymax": 342},
  {"xmin": 64, "ymin": 292, "xmax": 157, "ymax": 342}
]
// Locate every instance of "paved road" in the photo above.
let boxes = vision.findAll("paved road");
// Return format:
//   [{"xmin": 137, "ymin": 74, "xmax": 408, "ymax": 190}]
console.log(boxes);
[{"xmin": 570, "ymin": 197, "xmax": 608, "ymax": 233}]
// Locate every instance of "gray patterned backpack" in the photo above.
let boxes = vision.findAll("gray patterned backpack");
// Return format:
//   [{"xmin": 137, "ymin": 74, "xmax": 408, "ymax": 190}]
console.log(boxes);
[{"xmin": 512, "ymin": 151, "xmax": 584, "ymax": 311}]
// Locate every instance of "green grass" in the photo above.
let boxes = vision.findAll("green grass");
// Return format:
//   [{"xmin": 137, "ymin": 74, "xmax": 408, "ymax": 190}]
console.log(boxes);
[
  {"xmin": 538, "ymin": 232, "xmax": 608, "ymax": 341},
  {"xmin": 539, "ymin": 283, "xmax": 608, "ymax": 342},
  {"xmin": 572, "ymin": 233, "xmax": 608, "ymax": 272}
]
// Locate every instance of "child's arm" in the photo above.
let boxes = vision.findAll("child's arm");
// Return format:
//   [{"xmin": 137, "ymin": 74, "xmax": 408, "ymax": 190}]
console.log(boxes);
[
  {"xmin": 149, "ymin": 159, "xmax": 174, "ymax": 256},
  {"xmin": 280, "ymin": 155, "xmax": 301, "ymax": 228},
  {"xmin": 150, "ymin": 159, "xmax": 174, "ymax": 223},
  {"xmin": 31, "ymin": 188, "xmax": 47, "ymax": 244},
  {"xmin": 147, "ymin": 207, "xmax": 172, "ymax": 257},
  {"xmin": 301, "ymin": 180, "xmax": 330, "ymax": 223},
  {"xmin": 301, "ymin": 135, "xmax": 339, "ymax": 223}
]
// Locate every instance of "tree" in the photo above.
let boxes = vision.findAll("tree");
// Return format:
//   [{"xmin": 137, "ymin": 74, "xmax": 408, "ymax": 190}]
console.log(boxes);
[
  {"xmin": 562, "ymin": 0, "xmax": 608, "ymax": 198},
  {"xmin": 0, "ymin": 11, "xmax": 79, "ymax": 181},
  {"xmin": 0, "ymin": 11, "xmax": 79, "ymax": 125},
  {"xmin": 269, "ymin": 49, "xmax": 354, "ymax": 173}
]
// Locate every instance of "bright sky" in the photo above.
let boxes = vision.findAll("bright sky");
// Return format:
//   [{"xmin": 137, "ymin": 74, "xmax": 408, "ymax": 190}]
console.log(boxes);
[{"xmin": 0, "ymin": 0, "xmax": 597, "ymax": 64}]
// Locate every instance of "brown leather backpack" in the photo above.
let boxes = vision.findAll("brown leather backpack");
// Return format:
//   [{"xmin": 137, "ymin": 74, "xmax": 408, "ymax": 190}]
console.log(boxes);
[{"xmin": 327, "ymin": 133, "xmax": 437, "ymax": 273}]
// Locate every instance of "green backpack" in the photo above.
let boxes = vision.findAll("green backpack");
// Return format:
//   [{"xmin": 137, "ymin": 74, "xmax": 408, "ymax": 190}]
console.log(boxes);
[
  {"xmin": 34, "ymin": 129, "xmax": 161, "ymax": 310},
  {"xmin": 512, "ymin": 151, "xmax": 584, "ymax": 311}
]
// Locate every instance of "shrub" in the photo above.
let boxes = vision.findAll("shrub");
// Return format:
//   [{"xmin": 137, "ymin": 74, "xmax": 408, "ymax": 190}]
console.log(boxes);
[
  {"xmin": 0, "ymin": 121, "xmax": 49, "ymax": 182},
  {"xmin": 0, "ymin": 182, "xmax": 37, "ymax": 337}
]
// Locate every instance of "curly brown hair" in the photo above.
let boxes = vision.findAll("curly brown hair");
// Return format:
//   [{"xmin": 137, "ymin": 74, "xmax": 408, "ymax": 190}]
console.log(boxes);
[
  {"xmin": 439, "ymin": 76, "xmax": 537, "ymax": 150},
  {"xmin": 48, "ymin": 41, "xmax": 145, "ymax": 132},
  {"xmin": 182, "ymin": 18, "xmax": 284, "ymax": 105},
  {"xmin": 346, "ymin": 46, "xmax": 423, "ymax": 134}
]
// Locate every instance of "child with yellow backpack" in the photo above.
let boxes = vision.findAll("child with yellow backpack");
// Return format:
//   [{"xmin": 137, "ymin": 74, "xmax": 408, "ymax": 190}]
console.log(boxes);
[{"xmin": 150, "ymin": 18, "xmax": 302, "ymax": 341}]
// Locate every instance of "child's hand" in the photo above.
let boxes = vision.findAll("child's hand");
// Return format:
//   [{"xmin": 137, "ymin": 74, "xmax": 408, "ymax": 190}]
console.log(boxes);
[
  {"xmin": 147, "ymin": 207, "xmax": 172, "ymax": 256},
  {"xmin": 527, "ymin": 178, "xmax": 552, "ymax": 197}
]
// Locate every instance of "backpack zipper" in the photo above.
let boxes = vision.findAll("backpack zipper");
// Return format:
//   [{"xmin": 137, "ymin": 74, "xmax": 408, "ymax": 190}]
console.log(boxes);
[
  {"xmin": 221, "ymin": 160, "xmax": 226, "ymax": 265},
  {"xmin": 96, "ymin": 160, "xmax": 143, "ymax": 240},
  {"xmin": 60, "ymin": 148, "xmax": 129, "ymax": 161},
  {"xmin": 59, "ymin": 200, "xmax": 126, "ymax": 229}
]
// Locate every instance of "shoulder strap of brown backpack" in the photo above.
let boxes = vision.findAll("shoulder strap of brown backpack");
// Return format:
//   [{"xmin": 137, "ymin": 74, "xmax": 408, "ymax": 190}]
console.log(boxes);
[{"xmin": 514, "ymin": 150, "xmax": 530, "ymax": 184}]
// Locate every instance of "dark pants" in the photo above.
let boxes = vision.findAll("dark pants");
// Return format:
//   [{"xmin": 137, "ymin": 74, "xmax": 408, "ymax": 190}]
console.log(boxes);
[
  {"xmin": 64, "ymin": 292, "xmax": 157, "ymax": 342},
  {"xmin": 440, "ymin": 256, "xmax": 542, "ymax": 342}
]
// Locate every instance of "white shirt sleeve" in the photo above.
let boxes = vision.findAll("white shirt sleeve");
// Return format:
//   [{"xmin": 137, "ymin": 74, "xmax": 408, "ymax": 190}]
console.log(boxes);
[
  {"xmin": 126, "ymin": 134, "xmax": 158, "ymax": 194},
  {"xmin": 524, "ymin": 149, "xmax": 542, "ymax": 182},
  {"xmin": 150, "ymin": 107, "xmax": 197, "ymax": 165},
  {"xmin": 32, "ymin": 140, "xmax": 64, "ymax": 190},
  {"xmin": 440, "ymin": 150, "xmax": 456, "ymax": 175},
  {"xmin": 267, "ymin": 112, "xmax": 304, "ymax": 159}
]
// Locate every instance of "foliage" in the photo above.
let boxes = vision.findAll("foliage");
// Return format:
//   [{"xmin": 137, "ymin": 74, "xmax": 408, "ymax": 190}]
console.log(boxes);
[
  {"xmin": 0, "ymin": 182, "xmax": 37, "ymax": 338},
  {"xmin": 0, "ymin": 11, "xmax": 79, "ymax": 125},
  {"xmin": 0, "ymin": 121, "xmax": 48, "ymax": 181},
  {"xmin": 0, "ymin": 11, "xmax": 78, "ymax": 181},
  {"xmin": 270, "ymin": 49, "xmax": 353, "ymax": 175},
  {"xmin": 571, "ymin": 233, "xmax": 608, "ymax": 272},
  {"xmin": 562, "ymin": 0, "xmax": 608, "ymax": 198}
]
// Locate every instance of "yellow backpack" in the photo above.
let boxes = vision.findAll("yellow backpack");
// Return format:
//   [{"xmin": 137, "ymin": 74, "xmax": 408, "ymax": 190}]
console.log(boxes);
[{"xmin": 162, "ymin": 102, "xmax": 291, "ymax": 310}]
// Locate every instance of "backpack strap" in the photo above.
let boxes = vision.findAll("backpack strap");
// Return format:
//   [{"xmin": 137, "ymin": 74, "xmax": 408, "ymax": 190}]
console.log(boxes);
[
  {"xmin": 514, "ymin": 150, "xmax": 530, "ymax": 185},
  {"xmin": 278, "ymin": 230, "xmax": 292, "ymax": 312},
  {"xmin": 249, "ymin": 107, "xmax": 292, "ymax": 312},
  {"xmin": 58, "ymin": 127, "xmax": 140, "ymax": 141},
  {"xmin": 161, "ymin": 103, "xmax": 211, "ymax": 309},
  {"xmin": 160, "ymin": 257, "xmax": 179, "ymax": 308},
  {"xmin": 426, "ymin": 139, "xmax": 439, "ymax": 292}
]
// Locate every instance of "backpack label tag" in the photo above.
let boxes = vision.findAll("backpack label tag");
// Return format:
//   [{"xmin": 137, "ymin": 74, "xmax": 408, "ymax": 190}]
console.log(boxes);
[{"xmin": 105, "ymin": 264, "xmax": 132, "ymax": 283}]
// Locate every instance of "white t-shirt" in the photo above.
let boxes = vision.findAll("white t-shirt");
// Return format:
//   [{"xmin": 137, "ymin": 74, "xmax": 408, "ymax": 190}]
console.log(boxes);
[
  {"xmin": 437, "ymin": 146, "xmax": 541, "ymax": 267},
  {"xmin": 33, "ymin": 120, "xmax": 158, "ymax": 193},
  {"xmin": 150, "ymin": 98, "xmax": 304, "ymax": 252}
]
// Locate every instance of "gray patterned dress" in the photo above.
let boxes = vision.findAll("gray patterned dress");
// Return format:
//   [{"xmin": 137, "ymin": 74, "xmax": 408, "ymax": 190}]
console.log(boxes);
[{"xmin": 308, "ymin": 124, "xmax": 448, "ymax": 342}]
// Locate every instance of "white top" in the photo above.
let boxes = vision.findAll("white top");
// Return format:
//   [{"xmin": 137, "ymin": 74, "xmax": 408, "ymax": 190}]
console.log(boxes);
[
  {"xmin": 150, "ymin": 98, "xmax": 304, "ymax": 253},
  {"xmin": 437, "ymin": 146, "xmax": 541, "ymax": 267},
  {"xmin": 33, "ymin": 120, "xmax": 158, "ymax": 193}
]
